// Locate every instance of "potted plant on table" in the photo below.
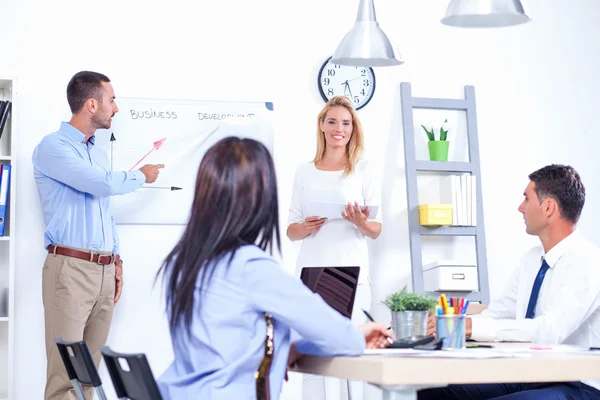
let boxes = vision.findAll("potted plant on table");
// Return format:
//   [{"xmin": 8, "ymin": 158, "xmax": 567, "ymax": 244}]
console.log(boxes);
[
  {"xmin": 421, "ymin": 119, "xmax": 449, "ymax": 162},
  {"xmin": 383, "ymin": 286, "xmax": 437, "ymax": 339}
]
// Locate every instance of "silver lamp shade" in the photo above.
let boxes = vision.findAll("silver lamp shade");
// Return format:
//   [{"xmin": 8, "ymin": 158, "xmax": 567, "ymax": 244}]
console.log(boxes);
[
  {"xmin": 331, "ymin": 0, "xmax": 403, "ymax": 67},
  {"xmin": 441, "ymin": 0, "xmax": 531, "ymax": 28}
]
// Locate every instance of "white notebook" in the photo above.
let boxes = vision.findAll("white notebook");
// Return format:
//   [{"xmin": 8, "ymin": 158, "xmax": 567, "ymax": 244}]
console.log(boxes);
[{"xmin": 306, "ymin": 201, "xmax": 379, "ymax": 220}]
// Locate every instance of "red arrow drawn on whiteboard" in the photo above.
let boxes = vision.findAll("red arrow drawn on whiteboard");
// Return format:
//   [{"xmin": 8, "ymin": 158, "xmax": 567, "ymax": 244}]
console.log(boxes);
[{"xmin": 129, "ymin": 137, "xmax": 167, "ymax": 171}]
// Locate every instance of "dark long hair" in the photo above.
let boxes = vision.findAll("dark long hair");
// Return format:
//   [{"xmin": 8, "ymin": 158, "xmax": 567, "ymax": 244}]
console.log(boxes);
[{"xmin": 157, "ymin": 137, "xmax": 281, "ymax": 332}]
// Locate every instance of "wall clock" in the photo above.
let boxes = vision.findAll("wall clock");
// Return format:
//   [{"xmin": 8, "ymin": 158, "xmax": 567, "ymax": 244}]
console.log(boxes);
[{"xmin": 317, "ymin": 56, "xmax": 376, "ymax": 110}]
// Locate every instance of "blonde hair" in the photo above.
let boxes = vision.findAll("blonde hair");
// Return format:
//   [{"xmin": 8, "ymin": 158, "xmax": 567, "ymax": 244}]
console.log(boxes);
[{"xmin": 313, "ymin": 96, "xmax": 364, "ymax": 176}]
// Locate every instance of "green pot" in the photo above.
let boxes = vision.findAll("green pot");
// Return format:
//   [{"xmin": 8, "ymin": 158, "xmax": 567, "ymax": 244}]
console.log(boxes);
[{"xmin": 428, "ymin": 140, "xmax": 449, "ymax": 162}]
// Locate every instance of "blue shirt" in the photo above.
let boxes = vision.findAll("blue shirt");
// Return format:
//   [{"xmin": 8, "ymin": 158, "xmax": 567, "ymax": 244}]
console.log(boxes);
[
  {"xmin": 157, "ymin": 245, "xmax": 365, "ymax": 400},
  {"xmin": 32, "ymin": 122, "xmax": 145, "ymax": 254}
]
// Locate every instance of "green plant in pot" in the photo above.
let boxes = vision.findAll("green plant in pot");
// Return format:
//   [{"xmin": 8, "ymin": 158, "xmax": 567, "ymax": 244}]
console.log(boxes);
[
  {"xmin": 383, "ymin": 286, "xmax": 437, "ymax": 339},
  {"xmin": 421, "ymin": 118, "xmax": 449, "ymax": 162}
]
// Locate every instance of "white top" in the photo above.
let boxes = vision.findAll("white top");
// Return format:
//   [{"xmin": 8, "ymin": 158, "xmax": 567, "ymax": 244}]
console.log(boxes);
[
  {"xmin": 471, "ymin": 230, "xmax": 600, "ymax": 391},
  {"xmin": 287, "ymin": 160, "xmax": 382, "ymax": 283}
]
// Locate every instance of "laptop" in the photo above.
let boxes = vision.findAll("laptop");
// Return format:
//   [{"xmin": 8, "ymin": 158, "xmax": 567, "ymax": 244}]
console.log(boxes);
[{"xmin": 300, "ymin": 266, "xmax": 360, "ymax": 319}]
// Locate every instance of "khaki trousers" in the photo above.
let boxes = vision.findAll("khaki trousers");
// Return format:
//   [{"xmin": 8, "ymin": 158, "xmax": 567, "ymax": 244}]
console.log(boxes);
[{"xmin": 42, "ymin": 247, "xmax": 115, "ymax": 400}]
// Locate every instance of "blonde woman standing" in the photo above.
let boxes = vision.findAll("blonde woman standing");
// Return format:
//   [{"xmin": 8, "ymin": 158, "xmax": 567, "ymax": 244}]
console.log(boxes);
[{"xmin": 287, "ymin": 96, "xmax": 383, "ymax": 400}]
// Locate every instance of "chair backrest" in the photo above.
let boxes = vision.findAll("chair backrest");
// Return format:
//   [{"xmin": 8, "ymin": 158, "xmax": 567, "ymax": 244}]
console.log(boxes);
[
  {"xmin": 55, "ymin": 337, "xmax": 102, "ymax": 387},
  {"xmin": 467, "ymin": 303, "xmax": 487, "ymax": 315},
  {"xmin": 101, "ymin": 346, "xmax": 163, "ymax": 400}
]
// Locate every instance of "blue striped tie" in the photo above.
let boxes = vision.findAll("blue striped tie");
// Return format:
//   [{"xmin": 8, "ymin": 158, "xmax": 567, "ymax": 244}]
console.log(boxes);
[{"xmin": 525, "ymin": 259, "xmax": 550, "ymax": 319}]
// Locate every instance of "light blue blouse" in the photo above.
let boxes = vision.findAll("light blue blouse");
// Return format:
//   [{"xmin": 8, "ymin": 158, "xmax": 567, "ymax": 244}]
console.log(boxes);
[{"xmin": 157, "ymin": 245, "xmax": 366, "ymax": 399}]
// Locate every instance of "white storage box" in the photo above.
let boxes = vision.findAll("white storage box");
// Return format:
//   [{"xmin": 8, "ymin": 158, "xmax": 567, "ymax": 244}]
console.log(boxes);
[{"xmin": 423, "ymin": 260, "xmax": 479, "ymax": 292}]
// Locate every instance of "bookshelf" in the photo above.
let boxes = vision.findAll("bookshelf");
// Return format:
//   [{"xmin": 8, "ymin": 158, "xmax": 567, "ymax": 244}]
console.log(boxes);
[
  {"xmin": 400, "ymin": 82, "xmax": 490, "ymax": 304},
  {"xmin": 0, "ymin": 76, "xmax": 16, "ymax": 400}
]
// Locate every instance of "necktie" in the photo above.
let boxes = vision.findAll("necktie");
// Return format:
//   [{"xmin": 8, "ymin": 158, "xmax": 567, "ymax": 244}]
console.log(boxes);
[{"xmin": 525, "ymin": 259, "xmax": 550, "ymax": 319}]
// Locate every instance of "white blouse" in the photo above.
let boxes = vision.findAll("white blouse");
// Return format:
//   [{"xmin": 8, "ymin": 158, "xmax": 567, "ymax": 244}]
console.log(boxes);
[{"xmin": 287, "ymin": 160, "xmax": 382, "ymax": 283}]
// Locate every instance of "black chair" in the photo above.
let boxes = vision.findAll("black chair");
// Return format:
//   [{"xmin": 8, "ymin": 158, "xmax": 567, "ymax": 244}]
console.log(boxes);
[
  {"xmin": 100, "ymin": 346, "xmax": 163, "ymax": 400},
  {"xmin": 55, "ymin": 337, "xmax": 108, "ymax": 400}
]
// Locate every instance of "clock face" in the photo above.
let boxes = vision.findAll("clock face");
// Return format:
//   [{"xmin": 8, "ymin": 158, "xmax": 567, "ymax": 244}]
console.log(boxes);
[{"xmin": 317, "ymin": 57, "xmax": 376, "ymax": 110}]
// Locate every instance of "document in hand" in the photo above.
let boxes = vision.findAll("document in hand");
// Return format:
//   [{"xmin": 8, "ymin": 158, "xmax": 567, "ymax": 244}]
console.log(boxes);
[{"xmin": 307, "ymin": 202, "xmax": 379, "ymax": 220}]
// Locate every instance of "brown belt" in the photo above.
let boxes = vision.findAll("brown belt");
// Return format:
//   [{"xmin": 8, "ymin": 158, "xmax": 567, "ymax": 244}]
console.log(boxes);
[{"xmin": 48, "ymin": 245, "xmax": 115, "ymax": 265}]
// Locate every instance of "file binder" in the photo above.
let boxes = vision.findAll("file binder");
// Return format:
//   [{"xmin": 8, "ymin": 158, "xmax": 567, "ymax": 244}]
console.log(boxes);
[
  {"xmin": 0, "ymin": 101, "xmax": 10, "ymax": 140},
  {"xmin": 0, "ymin": 102, "xmax": 6, "ymax": 134},
  {"xmin": 0, "ymin": 164, "xmax": 11, "ymax": 236}
]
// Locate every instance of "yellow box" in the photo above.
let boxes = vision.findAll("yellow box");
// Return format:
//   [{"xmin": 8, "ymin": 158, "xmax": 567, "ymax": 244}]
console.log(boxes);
[{"xmin": 419, "ymin": 204, "xmax": 453, "ymax": 226}]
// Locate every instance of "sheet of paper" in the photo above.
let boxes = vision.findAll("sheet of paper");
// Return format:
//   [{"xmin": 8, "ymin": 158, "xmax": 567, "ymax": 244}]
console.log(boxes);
[
  {"xmin": 307, "ymin": 202, "xmax": 379, "ymax": 220},
  {"xmin": 363, "ymin": 349, "xmax": 422, "ymax": 355},
  {"xmin": 363, "ymin": 349, "xmax": 531, "ymax": 359},
  {"xmin": 495, "ymin": 345, "xmax": 600, "ymax": 355}
]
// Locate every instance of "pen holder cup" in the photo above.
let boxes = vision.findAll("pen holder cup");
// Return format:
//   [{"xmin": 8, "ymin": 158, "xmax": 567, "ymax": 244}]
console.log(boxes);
[{"xmin": 436, "ymin": 315, "xmax": 466, "ymax": 350}]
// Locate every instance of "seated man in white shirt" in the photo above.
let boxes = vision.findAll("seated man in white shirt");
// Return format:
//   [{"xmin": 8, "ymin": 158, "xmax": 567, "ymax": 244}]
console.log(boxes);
[{"xmin": 419, "ymin": 164, "xmax": 600, "ymax": 400}]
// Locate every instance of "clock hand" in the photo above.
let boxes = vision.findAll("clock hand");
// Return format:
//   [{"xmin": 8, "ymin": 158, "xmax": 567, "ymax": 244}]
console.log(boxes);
[
  {"xmin": 341, "ymin": 80, "xmax": 350, "ymax": 96},
  {"xmin": 347, "ymin": 75, "xmax": 365, "ymax": 83}
]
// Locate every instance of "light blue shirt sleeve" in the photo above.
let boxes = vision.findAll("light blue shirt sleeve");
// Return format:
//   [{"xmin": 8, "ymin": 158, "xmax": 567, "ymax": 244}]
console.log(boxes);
[
  {"xmin": 33, "ymin": 137, "xmax": 145, "ymax": 197},
  {"xmin": 244, "ymin": 256, "xmax": 365, "ymax": 356}
]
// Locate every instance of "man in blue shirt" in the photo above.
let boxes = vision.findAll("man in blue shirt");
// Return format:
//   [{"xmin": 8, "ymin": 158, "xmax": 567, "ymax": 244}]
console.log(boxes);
[{"xmin": 32, "ymin": 71, "xmax": 164, "ymax": 400}]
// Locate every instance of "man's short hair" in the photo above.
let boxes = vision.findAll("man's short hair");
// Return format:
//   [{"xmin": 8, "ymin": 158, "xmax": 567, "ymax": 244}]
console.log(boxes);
[
  {"xmin": 529, "ymin": 164, "xmax": 585, "ymax": 224},
  {"xmin": 66, "ymin": 71, "xmax": 110, "ymax": 114}
]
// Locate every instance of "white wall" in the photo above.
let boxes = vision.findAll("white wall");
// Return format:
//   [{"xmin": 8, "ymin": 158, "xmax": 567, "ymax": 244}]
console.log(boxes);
[{"xmin": 1, "ymin": 0, "xmax": 599, "ymax": 399}]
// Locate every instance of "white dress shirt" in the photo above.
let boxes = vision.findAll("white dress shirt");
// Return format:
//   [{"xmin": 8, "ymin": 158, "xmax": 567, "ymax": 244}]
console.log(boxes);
[{"xmin": 471, "ymin": 230, "xmax": 600, "ymax": 390}]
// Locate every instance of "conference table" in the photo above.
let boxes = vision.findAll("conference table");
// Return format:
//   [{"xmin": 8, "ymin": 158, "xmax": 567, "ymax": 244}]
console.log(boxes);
[{"xmin": 292, "ymin": 342, "xmax": 600, "ymax": 399}]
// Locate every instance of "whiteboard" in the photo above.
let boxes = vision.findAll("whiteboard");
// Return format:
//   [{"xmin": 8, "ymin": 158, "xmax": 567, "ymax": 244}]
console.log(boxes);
[{"xmin": 95, "ymin": 97, "xmax": 274, "ymax": 225}]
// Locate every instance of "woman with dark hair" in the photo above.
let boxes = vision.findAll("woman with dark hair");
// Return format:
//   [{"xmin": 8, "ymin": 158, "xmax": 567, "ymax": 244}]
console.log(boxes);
[{"xmin": 156, "ymin": 137, "xmax": 392, "ymax": 399}]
